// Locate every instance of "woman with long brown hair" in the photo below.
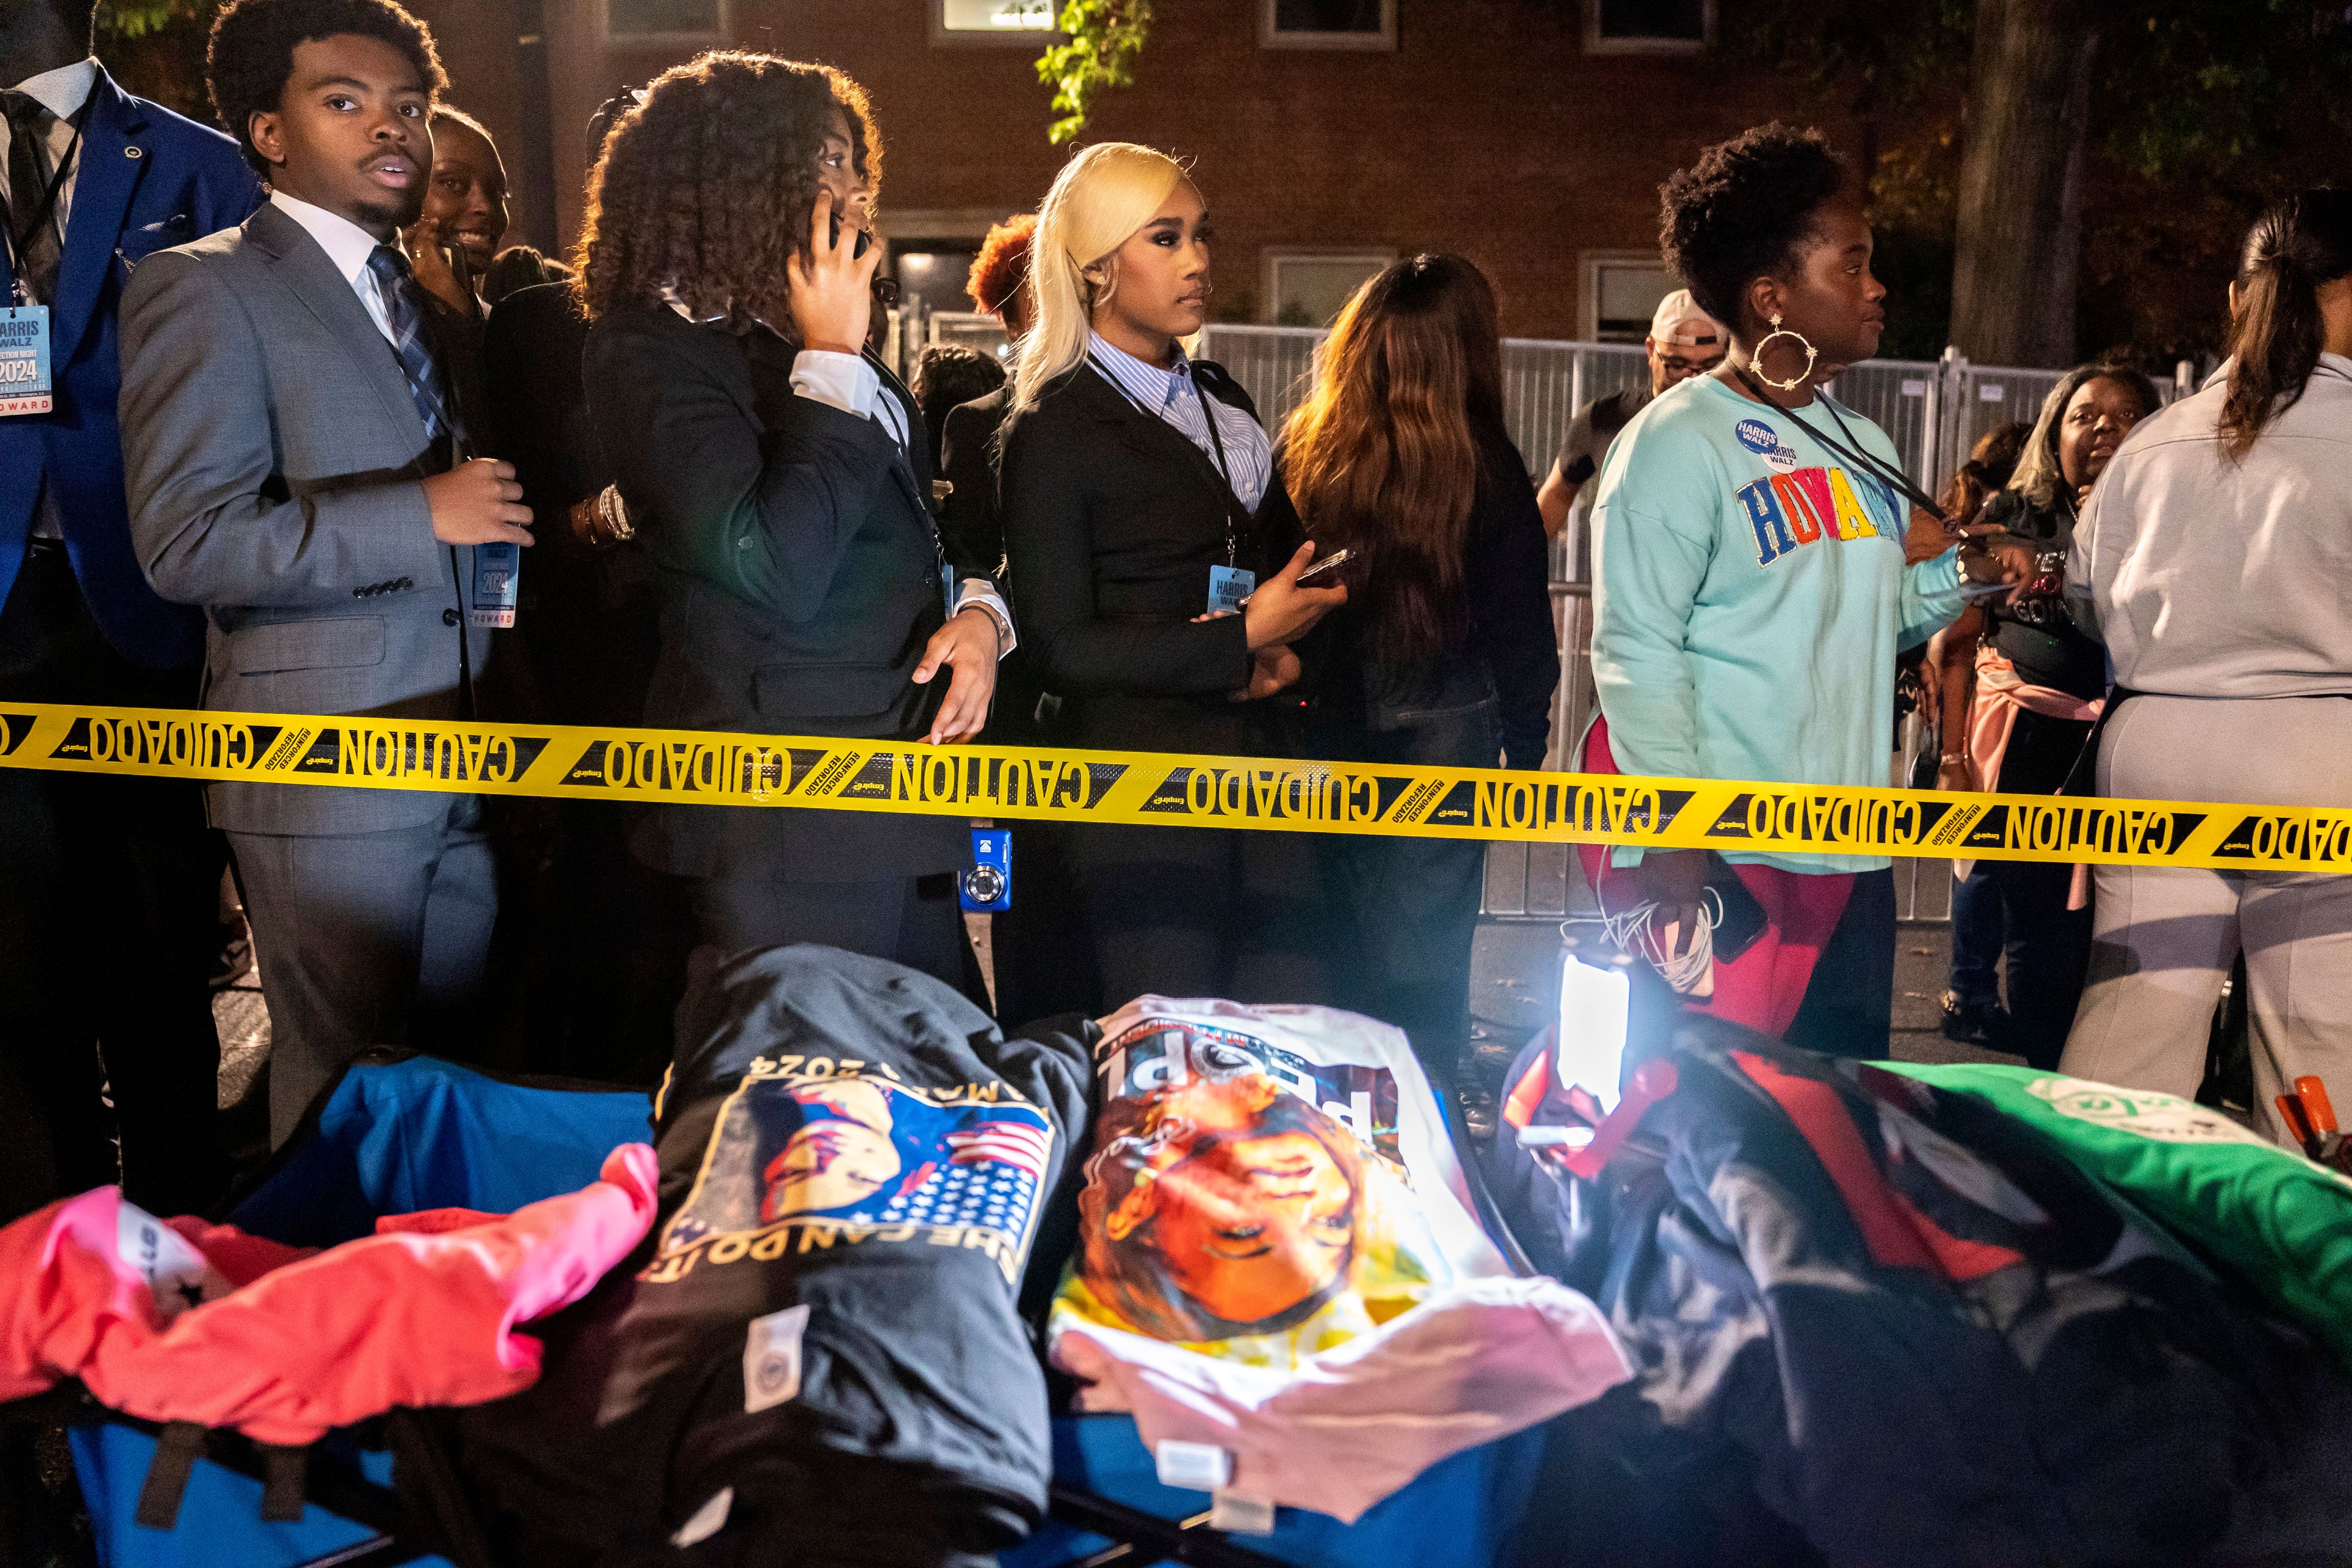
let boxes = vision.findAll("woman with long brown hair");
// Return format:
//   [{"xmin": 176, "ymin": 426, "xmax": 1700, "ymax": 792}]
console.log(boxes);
[
  {"xmin": 577, "ymin": 52, "xmax": 1009, "ymax": 995},
  {"xmin": 1281, "ymin": 254, "xmax": 1556, "ymax": 1080}
]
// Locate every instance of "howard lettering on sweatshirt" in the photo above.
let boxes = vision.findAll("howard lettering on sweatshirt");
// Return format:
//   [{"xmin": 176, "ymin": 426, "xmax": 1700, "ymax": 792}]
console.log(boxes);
[{"xmin": 1735, "ymin": 464, "xmax": 1904, "ymax": 568}]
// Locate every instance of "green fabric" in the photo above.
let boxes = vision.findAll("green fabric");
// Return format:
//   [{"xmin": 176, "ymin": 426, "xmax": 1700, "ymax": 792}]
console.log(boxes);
[{"xmin": 1883, "ymin": 1062, "xmax": 2352, "ymax": 1368}]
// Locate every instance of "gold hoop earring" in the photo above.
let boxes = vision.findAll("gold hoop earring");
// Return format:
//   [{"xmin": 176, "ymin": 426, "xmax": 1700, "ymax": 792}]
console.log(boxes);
[{"xmin": 1751, "ymin": 314, "xmax": 1818, "ymax": 393}]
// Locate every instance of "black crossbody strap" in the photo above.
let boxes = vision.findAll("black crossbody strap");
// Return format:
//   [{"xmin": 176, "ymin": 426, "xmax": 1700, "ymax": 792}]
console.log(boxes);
[{"xmin": 1731, "ymin": 364, "xmax": 1950, "ymax": 522}]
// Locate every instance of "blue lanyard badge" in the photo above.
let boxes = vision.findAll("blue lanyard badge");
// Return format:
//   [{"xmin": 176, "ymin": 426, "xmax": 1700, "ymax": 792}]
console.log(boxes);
[
  {"xmin": 0, "ymin": 306, "xmax": 53, "ymax": 417},
  {"xmin": 470, "ymin": 541, "xmax": 520, "ymax": 628},
  {"xmin": 1207, "ymin": 564, "xmax": 1255, "ymax": 616}
]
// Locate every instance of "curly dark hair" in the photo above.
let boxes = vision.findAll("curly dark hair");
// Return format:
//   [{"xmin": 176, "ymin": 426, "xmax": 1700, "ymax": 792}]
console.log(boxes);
[
  {"xmin": 966, "ymin": 213, "xmax": 1037, "ymax": 316},
  {"xmin": 1658, "ymin": 123, "xmax": 1849, "ymax": 333},
  {"xmin": 912, "ymin": 344, "xmax": 1006, "ymax": 459},
  {"xmin": 206, "ymin": 0, "xmax": 447, "ymax": 176},
  {"xmin": 576, "ymin": 51, "xmax": 881, "ymax": 330}
]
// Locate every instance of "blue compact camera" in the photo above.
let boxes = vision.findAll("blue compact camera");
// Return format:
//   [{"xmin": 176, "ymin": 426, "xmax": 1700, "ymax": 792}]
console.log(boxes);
[{"xmin": 960, "ymin": 828, "xmax": 1012, "ymax": 912}]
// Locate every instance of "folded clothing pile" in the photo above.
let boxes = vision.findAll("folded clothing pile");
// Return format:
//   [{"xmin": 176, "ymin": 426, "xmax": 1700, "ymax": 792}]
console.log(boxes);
[
  {"xmin": 0, "ymin": 1144, "xmax": 658, "ymax": 1446},
  {"xmin": 1491, "ymin": 1014, "xmax": 2352, "ymax": 1566},
  {"xmin": 458, "ymin": 944, "xmax": 1092, "ymax": 1568},
  {"xmin": 1049, "ymin": 996, "xmax": 1631, "ymax": 1524}
]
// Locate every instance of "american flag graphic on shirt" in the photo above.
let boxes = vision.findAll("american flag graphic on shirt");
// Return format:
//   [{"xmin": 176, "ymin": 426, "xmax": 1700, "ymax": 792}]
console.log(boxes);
[
  {"xmin": 658, "ymin": 1074, "xmax": 1058, "ymax": 1272},
  {"xmin": 945, "ymin": 1120, "xmax": 1054, "ymax": 1182}
]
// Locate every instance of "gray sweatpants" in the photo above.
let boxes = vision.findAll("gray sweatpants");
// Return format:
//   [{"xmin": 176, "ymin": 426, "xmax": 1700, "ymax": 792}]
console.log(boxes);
[{"xmin": 2061, "ymin": 695, "xmax": 2352, "ymax": 1145}]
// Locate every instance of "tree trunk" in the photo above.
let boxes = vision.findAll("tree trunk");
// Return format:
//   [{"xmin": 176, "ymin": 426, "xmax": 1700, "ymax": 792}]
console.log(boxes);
[{"xmin": 1948, "ymin": 0, "xmax": 2102, "ymax": 368}]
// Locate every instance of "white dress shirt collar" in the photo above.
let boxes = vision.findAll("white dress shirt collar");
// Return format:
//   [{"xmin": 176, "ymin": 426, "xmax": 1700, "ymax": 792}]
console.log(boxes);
[
  {"xmin": 268, "ymin": 189, "xmax": 398, "ymax": 343},
  {"xmin": 270, "ymin": 189, "xmax": 388, "ymax": 287},
  {"xmin": 1088, "ymin": 329, "xmax": 1192, "ymax": 411},
  {"xmin": 10, "ymin": 57, "xmax": 97, "ymax": 119}
]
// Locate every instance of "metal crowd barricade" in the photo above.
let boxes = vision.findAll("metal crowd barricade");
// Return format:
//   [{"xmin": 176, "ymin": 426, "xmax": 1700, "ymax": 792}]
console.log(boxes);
[{"xmin": 1193, "ymin": 325, "xmax": 2209, "ymax": 922}]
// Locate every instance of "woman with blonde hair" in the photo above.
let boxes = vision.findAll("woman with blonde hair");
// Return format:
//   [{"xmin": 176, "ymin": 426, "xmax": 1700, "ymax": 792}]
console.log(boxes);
[
  {"xmin": 1281, "ymin": 254, "xmax": 1556, "ymax": 1079},
  {"xmin": 999, "ymin": 143, "xmax": 1347, "ymax": 1009}
]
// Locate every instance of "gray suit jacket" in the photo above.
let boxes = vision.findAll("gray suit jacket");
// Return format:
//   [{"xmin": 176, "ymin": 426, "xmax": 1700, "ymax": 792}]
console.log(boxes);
[{"xmin": 119, "ymin": 201, "xmax": 496, "ymax": 835}]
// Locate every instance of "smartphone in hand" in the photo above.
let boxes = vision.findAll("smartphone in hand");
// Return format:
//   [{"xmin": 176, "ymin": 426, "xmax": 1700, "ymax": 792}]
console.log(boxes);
[{"xmin": 1297, "ymin": 546, "xmax": 1355, "ymax": 584}]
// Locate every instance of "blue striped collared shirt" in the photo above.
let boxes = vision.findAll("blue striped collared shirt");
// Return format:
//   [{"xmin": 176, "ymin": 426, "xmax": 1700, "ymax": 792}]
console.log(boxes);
[{"xmin": 1087, "ymin": 331, "xmax": 1273, "ymax": 515}]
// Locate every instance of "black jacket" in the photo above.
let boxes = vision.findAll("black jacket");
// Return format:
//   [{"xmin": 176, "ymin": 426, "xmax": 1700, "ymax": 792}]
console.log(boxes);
[
  {"xmin": 456, "ymin": 944, "xmax": 1094, "ymax": 1568},
  {"xmin": 998, "ymin": 360, "xmax": 1305, "ymax": 755},
  {"xmin": 937, "ymin": 381, "xmax": 1012, "ymax": 581},
  {"xmin": 584, "ymin": 304, "xmax": 964, "ymax": 878},
  {"xmin": 483, "ymin": 281, "xmax": 658, "ymax": 729},
  {"xmin": 1305, "ymin": 419, "xmax": 1558, "ymax": 771}
]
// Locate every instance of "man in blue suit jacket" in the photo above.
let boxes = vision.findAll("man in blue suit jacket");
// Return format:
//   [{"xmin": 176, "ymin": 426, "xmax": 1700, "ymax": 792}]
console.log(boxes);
[{"xmin": 0, "ymin": 0, "xmax": 261, "ymax": 1223}]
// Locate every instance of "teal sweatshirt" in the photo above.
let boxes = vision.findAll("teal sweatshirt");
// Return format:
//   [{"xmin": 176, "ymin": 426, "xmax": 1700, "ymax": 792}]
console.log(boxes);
[{"xmin": 1589, "ymin": 374, "xmax": 1966, "ymax": 874}]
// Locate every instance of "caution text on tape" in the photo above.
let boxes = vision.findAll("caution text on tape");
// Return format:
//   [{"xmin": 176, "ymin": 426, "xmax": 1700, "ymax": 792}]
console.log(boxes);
[{"xmin": 2, "ymin": 702, "xmax": 2347, "ymax": 873}]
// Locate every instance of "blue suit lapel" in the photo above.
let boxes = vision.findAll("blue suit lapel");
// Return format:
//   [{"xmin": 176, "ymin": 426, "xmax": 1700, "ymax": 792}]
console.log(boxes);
[{"xmin": 48, "ymin": 66, "xmax": 147, "ymax": 369}]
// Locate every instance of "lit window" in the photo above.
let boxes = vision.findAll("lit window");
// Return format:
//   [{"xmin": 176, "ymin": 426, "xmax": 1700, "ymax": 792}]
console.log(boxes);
[
  {"xmin": 1585, "ymin": 0, "xmax": 1713, "ymax": 53},
  {"xmin": 1264, "ymin": 251, "xmax": 1392, "ymax": 327},
  {"xmin": 1261, "ymin": 0, "xmax": 1396, "ymax": 51},
  {"xmin": 1582, "ymin": 254, "xmax": 1677, "ymax": 343},
  {"xmin": 934, "ymin": 0, "xmax": 1056, "ymax": 45},
  {"xmin": 605, "ymin": 0, "xmax": 725, "ymax": 40}
]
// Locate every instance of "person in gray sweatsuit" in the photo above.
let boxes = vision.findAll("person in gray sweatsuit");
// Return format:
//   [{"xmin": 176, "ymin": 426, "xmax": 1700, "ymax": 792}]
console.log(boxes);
[{"xmin": 2061, "ymin": 188, "xmax": 2352, "ymax": 1145}]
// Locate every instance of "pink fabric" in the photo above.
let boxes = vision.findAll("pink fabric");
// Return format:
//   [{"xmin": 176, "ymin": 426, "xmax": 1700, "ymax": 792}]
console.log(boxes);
[
  {"xmin": 1577, "ymin": 717, "xmax": 1855, "ymax": 1038},
  {"xmin": 1956, "ymin": 647, "xmax": 2103, "ymax": 903},
  {"xmin": 0, "ymin": 1144, "xmax": 658, "ymax": 1446},
  {"xmin": 1053, "ymin": 1277, "xmax": 1631, "ymax": 1523}
]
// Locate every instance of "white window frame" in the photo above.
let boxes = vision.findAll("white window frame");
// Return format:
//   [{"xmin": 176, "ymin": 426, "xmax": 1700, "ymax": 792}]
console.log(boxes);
[
  {"xmin": 1260, "ymin": 0, "xmax": 1398, "ymax": 52},
  {"xmin": 1579, "ymin": 251, "xmax": 1678, "ymax": 343},
  {"xmin": 930, "ymin": 0, "xmax": 1059, "ymax": 48},
  {"xmin": 1261, "ymin": 248, "xmax": 1395, "ymax": 326},
  {"xmin": 1583, "ymin": 0, "xmax": 1714, "ymax": 55},
  {"xmin": 601, "ymin": 0, "xmax": 729, "ymax": 44}
]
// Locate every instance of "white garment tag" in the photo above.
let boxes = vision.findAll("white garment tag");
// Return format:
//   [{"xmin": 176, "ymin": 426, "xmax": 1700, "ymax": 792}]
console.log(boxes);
[
  {"xmin": 116, "ymin": 1203, "xmax": 223, "ymax": 1324},
  {"xmin": 671, "ymin": 1485, "xmax": 734, "ymax": 1547},
  {"xmin": 1153, "ymin": 1439, "xmax": 1232, "ymax": 1491},
  {"xmin": 742, "ymin": 1304, "xmax": 810, "ymax": 1413},
  {"xmin": 1210, "ymin": 1490, "xmax": 1276, "ymax": 1535}
]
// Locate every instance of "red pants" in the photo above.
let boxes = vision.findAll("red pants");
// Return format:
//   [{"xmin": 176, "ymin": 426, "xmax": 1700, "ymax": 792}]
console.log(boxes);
[{"xmin": 1577, "ymin": 718, "xmax": 1855, "ymax": 1040}]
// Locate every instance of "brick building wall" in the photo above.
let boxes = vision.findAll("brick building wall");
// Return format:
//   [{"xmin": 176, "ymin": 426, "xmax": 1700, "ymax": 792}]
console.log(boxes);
[{"xmin": 406, "ymin": 0, "xmax": 1847, "ymax": 342}]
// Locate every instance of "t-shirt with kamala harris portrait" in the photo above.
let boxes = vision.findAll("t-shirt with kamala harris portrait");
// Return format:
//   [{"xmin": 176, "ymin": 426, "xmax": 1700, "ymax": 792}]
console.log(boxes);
[{"xmin": 1588, "ymin": 373, "xmax": 1967, "ymax": 875}]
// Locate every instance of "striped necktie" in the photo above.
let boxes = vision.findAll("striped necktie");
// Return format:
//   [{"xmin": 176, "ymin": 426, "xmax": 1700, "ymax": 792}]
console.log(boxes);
[{"xmin": 365, "ymin": 244, "xmax": 454, "ymax": 443}]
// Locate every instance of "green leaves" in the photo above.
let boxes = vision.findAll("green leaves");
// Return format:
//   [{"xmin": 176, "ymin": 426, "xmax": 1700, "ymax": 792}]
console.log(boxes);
[
  {"xmin": 1035, "ymin": 0, "xmax": 1152, "ymax": 145},
  {"xmin": 96, "ymin": 0, "xmax": 216, "ymax": 42}
]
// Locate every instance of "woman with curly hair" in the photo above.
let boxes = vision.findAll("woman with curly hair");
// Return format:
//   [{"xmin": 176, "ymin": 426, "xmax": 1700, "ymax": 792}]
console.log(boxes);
[
  {"xmin": 1586, "ymin": 123, "xmax": 2026, "ymax": 1055},
  {"xmin": 578, "ymin": 52, "xmax": 1011, "ymax": 994}
]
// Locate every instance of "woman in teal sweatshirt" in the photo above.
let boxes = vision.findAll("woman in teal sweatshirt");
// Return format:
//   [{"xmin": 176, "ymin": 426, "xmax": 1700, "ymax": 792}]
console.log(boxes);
[{"xmin": 1588, "ymin": 124, "xmax": 2022, "ymax": 1056}]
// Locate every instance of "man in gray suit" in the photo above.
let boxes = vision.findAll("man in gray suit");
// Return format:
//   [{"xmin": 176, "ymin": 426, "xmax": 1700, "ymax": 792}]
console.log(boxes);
[{"xmin": 118, "ymin": 0, "xmax": 533, "ymax": 1144}]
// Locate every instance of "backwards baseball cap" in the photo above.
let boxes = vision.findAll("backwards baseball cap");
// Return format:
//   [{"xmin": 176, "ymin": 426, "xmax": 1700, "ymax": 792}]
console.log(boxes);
[{"xmin": 1650, "ymin": 288, "xmax": 1728, "ymax": 350}]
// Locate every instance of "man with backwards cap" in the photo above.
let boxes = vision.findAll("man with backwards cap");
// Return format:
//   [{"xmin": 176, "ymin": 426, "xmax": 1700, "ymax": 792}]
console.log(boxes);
[{"xmin": 1537, "ymin": 289, "xmax": 1729, "ymax": 556}]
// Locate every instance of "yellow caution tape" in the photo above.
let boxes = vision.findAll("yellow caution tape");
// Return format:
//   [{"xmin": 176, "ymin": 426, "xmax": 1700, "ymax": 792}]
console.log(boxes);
[{"xmin": 2, "ymin": 701, "xmax": 2347, "ymax": 873}]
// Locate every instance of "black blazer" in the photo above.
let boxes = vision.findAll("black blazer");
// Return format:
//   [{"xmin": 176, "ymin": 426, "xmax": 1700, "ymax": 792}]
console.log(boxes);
[
  {"xmin": 938, "ymin": 380, "xmax": 1012, "ymax": 579},
  {"xmin": 584, "ymin": 302, "xmax": 962, "ymax": 878},
  {"xmin": 998, "ymin": 360, "xmax": 1304, "ymax": 755},
  {"xmin": 1306, "ymin": 420, "xmax": 1559, "ymax": 771}
]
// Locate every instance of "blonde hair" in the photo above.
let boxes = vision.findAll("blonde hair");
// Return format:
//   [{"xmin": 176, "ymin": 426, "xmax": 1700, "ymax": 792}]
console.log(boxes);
[{"xmin": 1011, "ymin": 142, "xmax": 1188, "ymax": 418}]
